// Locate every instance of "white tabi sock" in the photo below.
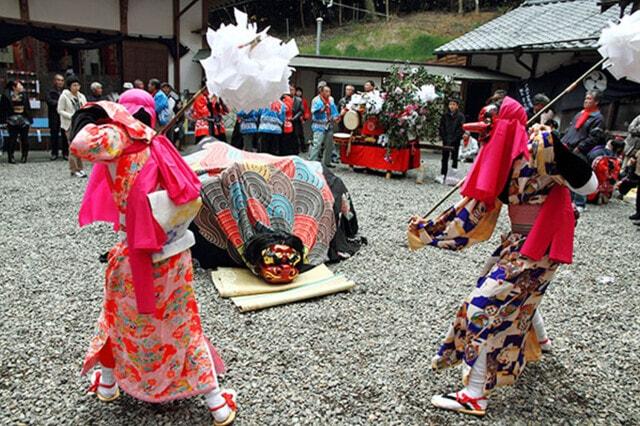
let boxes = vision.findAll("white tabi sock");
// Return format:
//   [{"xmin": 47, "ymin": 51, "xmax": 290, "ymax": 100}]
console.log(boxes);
[
  {"xmin": 203, "ymin": 345, "xmax": 235, "ymax": 423},
  {"xmin": 532, "ymin": 310, "xmax": 552, "ymax": 350},
  {"xmin": 462, "ymin": 348, "xmax": 488, "ymax": 402},
  {"xmin": 431, "ymin": 348, "xmax": 489, "ymax": 414},
  {"xmin": 100, "ymin": 366, "xmax": 115, "ymax": 385},
  {"xmin": 91, "ymin": 367, "xmax": 118, "ymax": 399},
  {"xmin": 206, "ymin": 388, "xmax": 233, "ymax": 423}
]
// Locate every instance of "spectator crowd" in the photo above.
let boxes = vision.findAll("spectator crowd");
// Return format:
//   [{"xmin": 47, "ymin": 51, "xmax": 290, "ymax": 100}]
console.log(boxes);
[
  {"xmin": 435, "ymin": 88, "xmax": 639, "ymax": 222},
  {"xmin": 1, "ymin": 72, "xmax": 638, "ymax": 222}
]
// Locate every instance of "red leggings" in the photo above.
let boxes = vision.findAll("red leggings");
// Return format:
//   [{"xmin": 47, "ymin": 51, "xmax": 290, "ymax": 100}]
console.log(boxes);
[{"xmin": 98, "ymin": 339, "xmax": 115, "ymax": 369}]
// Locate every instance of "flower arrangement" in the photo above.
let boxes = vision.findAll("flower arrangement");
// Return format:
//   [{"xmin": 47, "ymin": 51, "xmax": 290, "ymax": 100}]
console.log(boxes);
[
  {"xmin": 347, "ymin": 91, "xmax": 384, "ymax": 119},
  {"xmin": 379, "ymin": 65, "xmax": 456, "ymax": 150}
]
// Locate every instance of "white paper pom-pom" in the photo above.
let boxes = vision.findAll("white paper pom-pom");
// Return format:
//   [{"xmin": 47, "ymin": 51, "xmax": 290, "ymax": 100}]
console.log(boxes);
[
  {"xmin": 415, "ymin": 84, "xmax": 439, "ymax": 104},
  {"xmin": 597, "ymin": 11, "xmax": 640, "ymax": 83},
  {"xmin": 199, "ymin": 8, "xmax": 299, "ymax": 111}
]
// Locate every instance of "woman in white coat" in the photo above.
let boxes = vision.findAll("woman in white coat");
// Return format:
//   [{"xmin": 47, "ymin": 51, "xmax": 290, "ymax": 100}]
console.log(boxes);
[{"xmin": 57, "ymin": 75, "xmax": 87, "ymax": 177}]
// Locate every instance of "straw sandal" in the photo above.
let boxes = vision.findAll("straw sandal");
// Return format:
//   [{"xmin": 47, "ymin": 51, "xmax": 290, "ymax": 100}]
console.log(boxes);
[
  {"xmin": 88, "ymin": 370, "xmax": 120, "ymax": 402},
  {"xmin": 210, "ymin": 390, "xmax": 238, "ymax": 426},
  {"xmin": 431, "ymin": 391, "xmax": 487, "ymax": 417}
]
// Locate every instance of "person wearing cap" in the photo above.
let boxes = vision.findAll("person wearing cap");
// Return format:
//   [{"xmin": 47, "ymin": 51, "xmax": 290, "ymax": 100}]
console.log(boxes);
[
  {"xmin": 437, "ymin": 97, "xmax": 465, "ymax": 184},
  {"xmin": 530, "ymin": 93, "xmax": 554, "ymax": 125}
]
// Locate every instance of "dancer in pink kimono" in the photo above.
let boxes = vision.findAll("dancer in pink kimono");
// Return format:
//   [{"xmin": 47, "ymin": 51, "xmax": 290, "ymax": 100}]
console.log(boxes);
[{"xmin": 70, "ymin": 89, "xmax": 238, "ymax": 426}]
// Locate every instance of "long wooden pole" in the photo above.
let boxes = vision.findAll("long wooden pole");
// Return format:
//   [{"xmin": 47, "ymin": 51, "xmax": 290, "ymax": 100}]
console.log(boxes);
[
  {"xmin": 419, "ymin": 56, "xmax": 608, "ymax": 219},
  {"xmin": 527, "ymin": 57, "xmax": 607, "ymax": 125},
  {"xmin": 159, "ymin": 86, "xmax": 206, "ymax": 135}
]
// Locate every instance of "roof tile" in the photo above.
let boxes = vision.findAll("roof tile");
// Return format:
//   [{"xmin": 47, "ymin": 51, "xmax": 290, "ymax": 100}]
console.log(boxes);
[{"xmin": 435, "ymin": 0, "xmax": 622, "ymax": 54}]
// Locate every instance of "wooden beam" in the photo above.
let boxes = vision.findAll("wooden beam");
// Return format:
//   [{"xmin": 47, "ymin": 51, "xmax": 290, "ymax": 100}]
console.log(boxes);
[
  {"xmin": 0, "ymin": 16, "xmax": 120, "ymax": 35},
  {"xmin": 173, "ymin": 0, "xmax": 181, "ymax": 92},
  {"xmin": 119, "ymin": 0, "xmax": 128, "ymax": 35},
  {"xmin": 530, "ymin": 53, "xmax": 539, "ymax": 79},
  {"xmin": 19, "ymin": 0, "xmax": 29, "ymax": 20}
]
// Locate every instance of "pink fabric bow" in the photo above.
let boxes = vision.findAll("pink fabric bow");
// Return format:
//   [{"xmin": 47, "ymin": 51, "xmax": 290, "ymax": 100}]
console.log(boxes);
[
  {"xmin": 460, "ymin": 97, "xmax": 530, "ymax": 210},
  {"xmin": 520, "ymin": 184, "xmax": 575, "ymax": 264},
  {"xmin": 77, "ymin": 100, "xmax": 201, "ymax": 313}
]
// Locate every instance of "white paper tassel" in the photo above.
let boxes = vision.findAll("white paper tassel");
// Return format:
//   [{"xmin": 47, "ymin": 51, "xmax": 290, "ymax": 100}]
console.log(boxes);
[
  {"xmin": 200, "ymin": 8, "xmax": 299, "ymax": 111},
  {"xmin": 597, "ymin": 11, "xmax": 640, "ymax": 83},
  {"xmin": 415, "ymin": 84, "xmax": 439, "ymax": 104}
]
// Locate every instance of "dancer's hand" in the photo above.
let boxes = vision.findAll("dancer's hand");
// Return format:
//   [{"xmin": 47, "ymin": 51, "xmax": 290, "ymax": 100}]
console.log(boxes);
[{"xmin": 408, "ymin": 215, "xmax": 428, "ymax": 233}]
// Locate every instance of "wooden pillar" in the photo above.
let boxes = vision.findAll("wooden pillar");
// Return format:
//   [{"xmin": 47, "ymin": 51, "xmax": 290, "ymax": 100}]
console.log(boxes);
[
  {"xmin": 19, "ymin": 0, "xmax": 29, "ymax": 20},
  {"xmin": 202, "ymin": 0, "xmax": 209, "ymax": 48},
  {"xmin": 117, "ymin": 0, "xmax": 128, "ymax": 91},
  {"xmin": 173, "ymin": 0, "xmax": 181, "ymax": 92},
  {"xmin": 605, "ymin": 100, "xmax": 618, "ymax": 130},
  {"xmin": 119, "ymin": 0, "xmax": 128, "ymax": 34}
]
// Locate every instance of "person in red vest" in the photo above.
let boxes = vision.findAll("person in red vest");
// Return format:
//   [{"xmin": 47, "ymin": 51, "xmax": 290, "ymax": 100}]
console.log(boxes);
[
  {"xmin": 192, "ymin": 89, "xmax": 229, "ymax": 143},
  {"xmin": 296, "ymin": 86, "xmax": 311, "ymax": 152},
  {"xmin": 280, "ymin": 84, "xmax": 304, "ymax": 155}
]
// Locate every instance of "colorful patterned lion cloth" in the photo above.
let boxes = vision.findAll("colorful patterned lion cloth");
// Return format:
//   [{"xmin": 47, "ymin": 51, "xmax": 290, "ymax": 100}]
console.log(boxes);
[{"xmin": 185, "ymin": 143, "xmax": 339, "ymax": 274}]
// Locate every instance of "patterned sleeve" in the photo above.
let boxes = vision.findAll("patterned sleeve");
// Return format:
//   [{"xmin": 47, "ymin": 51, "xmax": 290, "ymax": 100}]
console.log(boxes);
[
  {"xmin": 70, "ymin": 123, "xmax": 129, "ymax": 162},
  {"xmin": 528, "ymin": 129, "xmax": 557, "ymax": 175},
  {"xmin": 414, "ymin": 197, "xmax": 501, "ymax": 251}
]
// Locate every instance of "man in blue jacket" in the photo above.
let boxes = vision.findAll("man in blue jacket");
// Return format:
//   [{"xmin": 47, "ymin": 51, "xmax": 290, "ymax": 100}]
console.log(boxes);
[
  {"xmin": 310, "ymin": 82, "xmax": 339, "ymax": 167},
  {"xmin": 148, "ymin": 79, "xmax": 170, "ymax": 127}
]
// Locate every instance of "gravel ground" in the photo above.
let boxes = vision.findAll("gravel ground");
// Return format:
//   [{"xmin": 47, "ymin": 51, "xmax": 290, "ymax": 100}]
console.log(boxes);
[{"xmin": 1, "ymin": 151, "xmax": 639, "ymax": 426}]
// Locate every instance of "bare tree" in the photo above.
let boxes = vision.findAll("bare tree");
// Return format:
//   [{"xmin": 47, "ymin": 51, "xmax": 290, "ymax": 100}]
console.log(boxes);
[
  {"xmin": 299, "ymin": 0, "xmax": 306, "ymax": 29},
  {"xmin": 458, "ymin": 0, "xmax": 464, "ymax": 14},
  {"xmin": 475, "ymin": 0, "xmax": 480, "ymax": 13}
]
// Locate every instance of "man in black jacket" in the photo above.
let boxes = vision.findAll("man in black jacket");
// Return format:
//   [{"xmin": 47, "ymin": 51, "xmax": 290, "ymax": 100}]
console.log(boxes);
[
  {"xmin": 46, "ymin": 74, "xmax": 67, "ymax": 160},
  {"xmin": 561, "ymin": 90, "xmax": 604, "ymax": 157},
  {"xmin": 438, "ymin": 98, "xmax": 465, "ymax": 183},
  {"xmin": 561, "ymin": 90, "xmax": 604, "ymax": 210}
]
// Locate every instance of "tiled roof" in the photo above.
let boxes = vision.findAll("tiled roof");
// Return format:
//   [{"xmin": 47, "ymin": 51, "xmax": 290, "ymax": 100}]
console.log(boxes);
[{"xmin": 435, "ymin": 0, "xmax": 623, "ymax": 54}]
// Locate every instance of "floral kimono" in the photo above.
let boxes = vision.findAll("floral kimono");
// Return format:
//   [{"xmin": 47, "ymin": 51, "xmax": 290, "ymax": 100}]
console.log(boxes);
[
  {"xmin": 413, "ymin": 108, "xmax": 594, "ymax": 394},
  {"xmin": 71, "ymin": 100, "xmax": 223, "ymax": 403}
]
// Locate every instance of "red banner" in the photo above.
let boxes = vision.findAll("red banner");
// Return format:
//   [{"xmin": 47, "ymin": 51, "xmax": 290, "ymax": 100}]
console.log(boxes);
[{"xmin": 340, "ymin": 142, "xmax": 420, "ymax": 173}]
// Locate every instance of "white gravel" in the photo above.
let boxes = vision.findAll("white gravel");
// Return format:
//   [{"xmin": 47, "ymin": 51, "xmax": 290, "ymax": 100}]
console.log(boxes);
[{"xmin": 1, "ymin": 151, "xmax": 639, "ymax": 425}]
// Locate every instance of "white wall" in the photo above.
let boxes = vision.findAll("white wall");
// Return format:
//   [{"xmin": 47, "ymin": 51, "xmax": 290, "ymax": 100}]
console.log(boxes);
[
  {"xmin": 471, "ymin": 54, "xmax": 528, "ymax": 78},
  {"xmin": 29, "ymin": 0, "xmax": 119, "ymax": 30},
  {"xmin": 179, "ymin": 0, "xmax": 203, "ymax": 93},
  {"xmin": 0, "ymin": 0, "xmax": 20, "ymax": 19},
  {"xmin": 6, "ymin": 0, "xmax": 201, "ymax": 93},
  {"xmin": 128, "ymin": 0, "xmax": 172, "ymax": 36}
]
